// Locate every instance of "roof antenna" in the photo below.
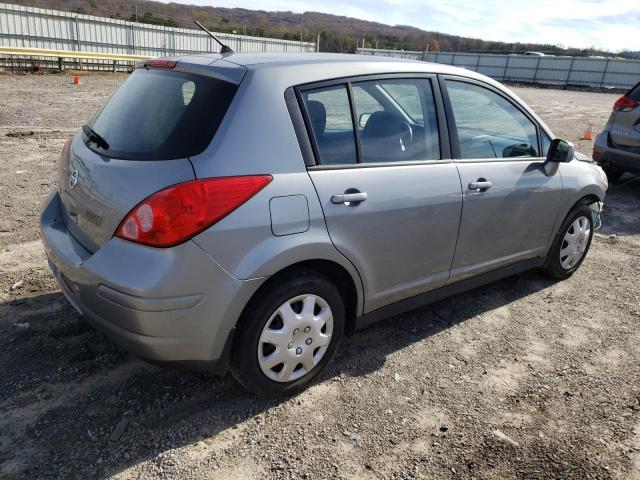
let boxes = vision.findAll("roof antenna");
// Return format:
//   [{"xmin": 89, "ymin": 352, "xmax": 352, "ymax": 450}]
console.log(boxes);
[{"xmin": 194, "ymin": 20, "xmax": 234, "ymax": 54}]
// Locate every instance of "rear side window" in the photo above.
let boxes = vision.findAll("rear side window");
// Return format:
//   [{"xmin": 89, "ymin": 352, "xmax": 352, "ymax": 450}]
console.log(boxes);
[
  {"xmin": 352, "ymin": 78, "xmax": 440, "ymax": 163},
  {"xmin": 301, "ymin": 85, "xmax": 357, "ymax": 165},
  {"xmin": 88, "ymin": 69, "xmax": 238, "ymax": 160}
]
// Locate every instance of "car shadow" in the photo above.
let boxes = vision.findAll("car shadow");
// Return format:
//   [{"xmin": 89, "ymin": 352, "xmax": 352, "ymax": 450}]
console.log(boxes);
[
  {"xmin": 598, "ymin": 173, "xmax": 640, "ymax": 236},
  {"xmin": 0, "ymin": 269, "xmax": 557, "ymax": 478}
]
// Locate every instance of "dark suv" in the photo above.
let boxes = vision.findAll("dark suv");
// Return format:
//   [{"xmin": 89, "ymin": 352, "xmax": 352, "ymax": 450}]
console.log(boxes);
[{"xmin": 594, "ymin": 81, "xmax": 640, "ymax": 181}]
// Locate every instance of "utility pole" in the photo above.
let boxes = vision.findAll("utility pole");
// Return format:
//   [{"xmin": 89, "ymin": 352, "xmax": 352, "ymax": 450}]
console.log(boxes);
[
  {"xmin": 300, "ymin": 12, "xmax": 304, "ymax": 43},
  {"xmin": 134, "ymin": 0, "xmax": 138, "ymax": 23}
]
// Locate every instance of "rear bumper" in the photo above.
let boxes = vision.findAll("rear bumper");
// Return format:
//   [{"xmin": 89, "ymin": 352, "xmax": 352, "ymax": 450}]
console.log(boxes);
[
  {"xmin": 40, "ymin": 191, "xmax": 263, "ymax": 369},
  {"xmin": 594, "ymin": 131, "xmax": 640, "ymax": 174}
]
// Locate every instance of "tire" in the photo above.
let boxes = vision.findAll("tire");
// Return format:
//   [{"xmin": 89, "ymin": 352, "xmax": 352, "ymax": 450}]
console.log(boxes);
[
  {"xmin": 541, "ymin": 203, "xmax": 594, "ymax": 280},
  {"xmin": 230, "ymin": 268, "xmax": 345, "ymax": 397},
  {"xmin": 601, "ymin": 164, "xmax": 624, "ymax": 183}
]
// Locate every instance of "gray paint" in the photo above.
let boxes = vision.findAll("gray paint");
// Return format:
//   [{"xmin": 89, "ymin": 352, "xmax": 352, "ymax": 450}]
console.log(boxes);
[
  {"xmin": 451, "ymin": 159, "xmax": 563, "ymax": 281},
  {"xmin": 269, "ymin": 195, "xmax": 310, "ymax": 236},
  {"xmin": 309, "ymin": 164, "xmax": 462, "ymax": 312},
  {"xmin": 40, "ymin": 53, "xmax": 607, "ymax": 372},
  {"xmin": 58, "ymin": 133, "xmax": 195, "ymax": 251}
]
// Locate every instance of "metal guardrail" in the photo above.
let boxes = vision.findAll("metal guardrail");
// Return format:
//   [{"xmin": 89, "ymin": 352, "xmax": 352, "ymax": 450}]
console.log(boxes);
[
  {"xmin": 0, "ymin": 2, "xmax": 316, "ymax": 59},
  {"xmin": 0, "ymin": 46, "xmax": 150, "ymax": 62},
  {"xmin": 0, "ymin": 45, "xmax": 152, "ymax": 72},
  {"xmin": 357, "ymin": 48, "xmax": 640, "ymax": 90}
]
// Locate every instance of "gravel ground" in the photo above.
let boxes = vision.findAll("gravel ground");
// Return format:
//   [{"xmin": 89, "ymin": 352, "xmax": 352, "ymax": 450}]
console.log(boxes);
[{"xmin": 1, "ymin": 72, "xmax": 639, "ymax": 480}]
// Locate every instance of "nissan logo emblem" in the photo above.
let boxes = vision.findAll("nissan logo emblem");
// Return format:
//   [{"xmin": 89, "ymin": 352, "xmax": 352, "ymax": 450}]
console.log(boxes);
[{"xmin": 69, "ymin": 169, "xmax": 79, "ymax": 189}]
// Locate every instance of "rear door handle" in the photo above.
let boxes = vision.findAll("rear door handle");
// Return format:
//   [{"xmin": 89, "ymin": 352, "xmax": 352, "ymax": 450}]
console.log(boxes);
[
  {"xmin": 331, "ymin": 192, "xmax": 368, "ymax": 204},
  {"xmin": 468, "ymin": 180, "xmax": 492, "ymax": 191}
]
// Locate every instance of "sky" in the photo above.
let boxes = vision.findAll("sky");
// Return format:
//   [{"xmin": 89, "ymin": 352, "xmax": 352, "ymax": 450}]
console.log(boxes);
[{"xmin": 159, "ymin": 0, "xmax": 640, "ymax": 52}]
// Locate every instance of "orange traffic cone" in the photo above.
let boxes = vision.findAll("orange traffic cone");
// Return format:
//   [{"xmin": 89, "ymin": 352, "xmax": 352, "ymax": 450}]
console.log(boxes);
[
  {"xmin": 582, "ymin": 122, "xmax": 593, "ymax": 140},
  {"xmin": 72, "ymin": 75, "xmax": 81, "ymax": 85}
]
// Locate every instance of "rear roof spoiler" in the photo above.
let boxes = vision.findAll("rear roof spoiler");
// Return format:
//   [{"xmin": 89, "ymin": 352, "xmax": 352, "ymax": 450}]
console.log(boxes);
[{"xmin": 135, "ymin": 56, "xmax": 246, "ymax": 84}]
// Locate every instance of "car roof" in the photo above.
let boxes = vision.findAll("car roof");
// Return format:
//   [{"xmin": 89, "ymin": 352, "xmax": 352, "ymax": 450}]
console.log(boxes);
[{"xmin": 171, "ymin": 52, "xmax": 475, "ymax": 77}]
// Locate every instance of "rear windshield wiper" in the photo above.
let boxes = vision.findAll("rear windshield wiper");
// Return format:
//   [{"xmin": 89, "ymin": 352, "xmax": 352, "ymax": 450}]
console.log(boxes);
[{"xmin": 82, "ymin": 125, "xmax": 109, "ymax": 150}]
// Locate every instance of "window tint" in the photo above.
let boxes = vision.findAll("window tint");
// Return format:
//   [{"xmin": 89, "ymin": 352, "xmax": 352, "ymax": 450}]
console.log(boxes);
[
  {"xmin": 446, "ymin": 80, "xmax": 539, "ymax": 160},
  {"xmin": 352, "ymin": 87, "xmax": 384, "ymax": 118},
  {"xmin": 89, "ymin": 69, "xmax": 237, "ymax": 160},
  {"xmin": 380, "ymin": 83, "xmax": 424, "ymax": 123},
  {"xmin": 302, "ymin": 85, "xmax": 357, "ymax": 165},
  {"xmin": 353, "ymin": 78, "xmax": 440, "ymax": 163}
]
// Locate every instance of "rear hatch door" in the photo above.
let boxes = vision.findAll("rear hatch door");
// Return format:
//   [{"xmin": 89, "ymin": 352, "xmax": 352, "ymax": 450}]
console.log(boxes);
[
  {"xmin": 58, "ymin": 137, "xmax": 195, "ymax": 252},
  {"xmin": 57, "ymin": 62, "xmax": 243, "ymax": 252}
]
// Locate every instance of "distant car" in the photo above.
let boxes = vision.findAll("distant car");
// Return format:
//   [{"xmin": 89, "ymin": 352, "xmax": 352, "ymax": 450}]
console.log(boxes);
[
  {"xmin": 524, "ymin": 51, "xmax": 546, "ymax": 57},
  {"xmin": 593, "ymin": 81, "xmax": 640, "ymax": 181},
  {"xmin": 40, "ymin": 53, "xmax": 607, "ymax": 396}
]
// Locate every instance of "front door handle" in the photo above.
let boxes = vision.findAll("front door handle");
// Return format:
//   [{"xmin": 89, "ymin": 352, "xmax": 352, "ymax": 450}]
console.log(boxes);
[
  {"xmin": 331, "ymin": 192, "xmax": 368, "ymax": 205},
  {"xmin": 468, "ymin": 179, "xmax": 492, "ymax": 191}
]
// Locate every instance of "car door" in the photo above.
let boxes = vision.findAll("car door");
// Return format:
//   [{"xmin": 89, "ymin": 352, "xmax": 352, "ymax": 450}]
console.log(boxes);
[
  {"xmin": 441, "ymin": 77, "xmax": 563, "ymax": 282},
  {"xmin": 299, "ymin": 76, "xmax": 463, "ymax": 312}
]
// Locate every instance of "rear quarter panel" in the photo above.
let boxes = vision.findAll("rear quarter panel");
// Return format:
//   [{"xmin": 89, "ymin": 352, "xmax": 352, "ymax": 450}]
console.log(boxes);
[{"xmin": 189, "ymin": 69, "xmax": 364, "ymax": 314}]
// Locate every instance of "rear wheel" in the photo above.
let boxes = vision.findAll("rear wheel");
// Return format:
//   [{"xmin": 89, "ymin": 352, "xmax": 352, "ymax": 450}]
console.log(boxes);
[
  {"xmin": 231, "ymin": 269, "xmax": 345, "ymax": 397},
  {"xmin": 541, "ymin": 204, "xmax": 594, "ymax": 280}
]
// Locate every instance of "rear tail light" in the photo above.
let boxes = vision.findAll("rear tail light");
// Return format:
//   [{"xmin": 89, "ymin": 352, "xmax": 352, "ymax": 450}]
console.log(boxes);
[
  {"xmin": 592, "ymin": 150, "xmax": 601, "ymax": 161},
  {"xmin": 613, "ymin": 96, "xmax": 638, "ymax": 112},
  {"xmin": 115, "ymin": 176, "xmax": 272, "ymax": 248}
]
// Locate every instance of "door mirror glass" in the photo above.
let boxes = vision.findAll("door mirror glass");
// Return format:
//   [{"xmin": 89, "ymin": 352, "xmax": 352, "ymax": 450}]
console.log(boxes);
[
  {"xmin": 546, "ymin": 139, "xmax": 575, "ymax": 163},
  {"xmin": 358, "ymin": 112, "xmax": 372, "ymax": 128}
]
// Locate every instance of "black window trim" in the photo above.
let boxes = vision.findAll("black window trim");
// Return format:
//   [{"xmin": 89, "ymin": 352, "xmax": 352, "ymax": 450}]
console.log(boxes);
[
  {"xmin": 439, "ymin": 74, "xmax": 548, "ymax": 163},
  {"xmin": 293, "ymin": 72, "xmax": 451, "ymax": 170}
]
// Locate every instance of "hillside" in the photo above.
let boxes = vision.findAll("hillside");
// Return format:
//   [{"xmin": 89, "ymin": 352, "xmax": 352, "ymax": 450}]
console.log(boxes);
[{"xmin": 9, "ymin": 0, "xmax": 611, "ymax": 56}]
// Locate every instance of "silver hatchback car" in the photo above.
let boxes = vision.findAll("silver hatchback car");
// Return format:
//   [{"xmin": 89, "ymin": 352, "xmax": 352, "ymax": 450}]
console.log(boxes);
[
  {"xmin": 593, "ymin": 80, "xmax": 640, "ymax": 181},
  {"xmin": 41, "ymin": 53, "xmax": 607, "ymax": 396}
]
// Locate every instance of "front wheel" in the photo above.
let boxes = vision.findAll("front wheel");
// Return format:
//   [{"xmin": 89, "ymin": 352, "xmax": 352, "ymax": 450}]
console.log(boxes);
[
  {"xmin": 230, "ymin": 269, "xmax": 345, "ymax": 397},
  {"xmin": 541, "ymin": 204, "xmax": 594, "ymax": 280}
]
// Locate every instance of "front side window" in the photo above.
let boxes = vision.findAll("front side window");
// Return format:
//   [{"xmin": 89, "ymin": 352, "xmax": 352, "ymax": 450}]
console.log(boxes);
[
  {"xmin": 301, "ymin": 85, "xmax": 357, "ymax": 165},
  {"xmin": 352, "ymin": 78, "xmax": 440, "ymax": 163},
  {"xmin": 446, "ymin": 80, "xmax": 539, "ymax": 160}
]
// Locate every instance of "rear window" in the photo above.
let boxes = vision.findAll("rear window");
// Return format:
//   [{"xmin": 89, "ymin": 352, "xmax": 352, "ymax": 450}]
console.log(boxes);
[{"xmin": 88, "ymin": 69, "xmax": 238, "ymax": 160}]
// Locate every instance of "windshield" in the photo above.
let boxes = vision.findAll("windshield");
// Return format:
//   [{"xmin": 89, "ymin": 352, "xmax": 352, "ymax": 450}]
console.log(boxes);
[{"xmin": 88, "ymin": 69, "xmax": 238, "ymax": 160}]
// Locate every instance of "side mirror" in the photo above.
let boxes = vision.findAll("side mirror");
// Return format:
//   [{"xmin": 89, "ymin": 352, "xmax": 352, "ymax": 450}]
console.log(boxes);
[
  {"xmin": 358, "ymin": 112, "xmax": 372, "ymax": 128},
  {"xmin": 544, "ymin": 139, "xmax": 574, "ymax": 176}
]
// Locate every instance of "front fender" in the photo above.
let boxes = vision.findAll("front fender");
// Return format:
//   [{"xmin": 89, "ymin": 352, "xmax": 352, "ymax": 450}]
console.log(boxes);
[{"xmin": 554, "ymin": 161, "xmax": 607, "ymax": 236}]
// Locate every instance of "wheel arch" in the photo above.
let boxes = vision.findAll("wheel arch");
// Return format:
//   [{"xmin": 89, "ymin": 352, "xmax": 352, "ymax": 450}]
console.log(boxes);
[{"xmin": 238, "ymin": 259, "xmax": 363, "ymax": 335}]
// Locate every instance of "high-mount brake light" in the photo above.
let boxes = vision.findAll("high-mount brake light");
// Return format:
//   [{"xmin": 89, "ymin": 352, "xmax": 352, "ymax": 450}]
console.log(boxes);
[
  {"xmin": 115, "ymin": 176, "xmax": 272, "ymax": 248},
  {"xmin": 143, "ymin": 59, "xmax": 177, "ymax": 70}
]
